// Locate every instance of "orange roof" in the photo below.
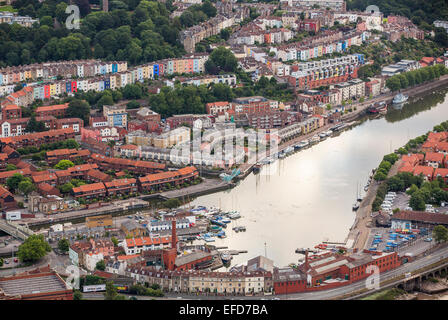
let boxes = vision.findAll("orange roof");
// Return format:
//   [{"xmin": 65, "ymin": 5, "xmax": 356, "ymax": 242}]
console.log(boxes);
[
  {"xmin": 3, "ymin": 104, "xmax": 20, "ymax": 111},
  {"xmin": 427, "ymin": 131, "xmax": 448, "ymax": 142},
  {"xmin": 206, "ymin": 101, "xmax": 229, "ymax": 107},
  {"xmin": 72, "ymin": 182, "xmax": 106, "ymax": 193},
  {"xmin": 398, "ymin": 163, "xmax": 414, "ymax": 173},
  {"xmin": 35, "ymin": 103, "xmax": 69, "ymax": 113},
  {"xmin": 117, "ymin": 254, "xmax": 140, "ymax": 261},
  {"xmin": 0, "ymin": 185, "xmax": 13, "ymax": 199},
  {"xmin": 425, "ymin": 152, "xmax": 444, "ymax": 163},
  {"xmin": 0, "ymin": 128, "xmax": 75, "ymax": 145},
  {"xmin": 434, "ymin": 168, "xmax": 448, "ymax": 178},
  {"xmin": 32, "ymin": 172, "xmax": 58, "ymax": 183},
  {"xmin": 413, "ymin": 165, "xmax": 434, "ymax": 177},
  {"xmin": 86, "ymin": 169, "xmax": 110, "ymax": 181},
  {"xmin": 120, "ymin": 144, "xmax": 139, "ymax": 150},
  {"xmin": 125, "ymin": 236, "xmax": 172, "ymax": 248},
  {"xmin": 0, "ymin": 168, "xmax": 31, "ymax": 179},
  {"xmin": 401, "ymin": 154, "xmax": 422, "ymax": 166},
  {"xmin": 105, "ymin": 178, "xmax": 136, "ymax": 188}
]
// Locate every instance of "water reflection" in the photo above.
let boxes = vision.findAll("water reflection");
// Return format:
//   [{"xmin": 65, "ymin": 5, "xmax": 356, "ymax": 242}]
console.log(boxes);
[{"xmin": 191, "ymin": 88, "xmax": 448, "ymax": 267}]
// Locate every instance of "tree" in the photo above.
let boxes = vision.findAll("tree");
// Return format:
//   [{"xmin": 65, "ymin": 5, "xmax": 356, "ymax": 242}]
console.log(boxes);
[
  {"xmin": 18, "ymin": 180, "xmax": 35, "ymax": 196},
  {"xmin": 96, "ymin": 260, "xmax": 106, "ymax": 271},
  {"xmin": 55, "ymin": 160, "xmax": 75, "ymax": 170},
  {"xmin": 17, "ymin": 235, "xmax": 51, "ymax": 263},
  {"xmin": 6, "ymin": 164, "xmax": 17, "ymax": 171},
  {"xmin": 26, "ymin": 115, "xmax": 46, "ymax": 133},
  {"xmin": 409, "ymin": 192, "xmax": 426, "ymax": 211},
  {"xmin": 104, "ymin": 281, "xmax": 118, "ymax": 300},
  {"xmin": 67, "ymin": 100, "xmax": 90, "ymax": 123},
  {"xmin": 111, "ymin": 237, "xmax": 119, "ymax": 246},
  {"xmin": 58, "ymin": 238, "xmax": 70, "ymax": 252},
  {"xmin": 433, "ymin": 225, "xmax": 448, "ymax": 243},
  {"xmin": 6, "ymin": 173, "xmax": 26, "ymax": 191},
  {"xmin": 205, "ymin": 47, "xmax": 238, "ymax": 74},
  {"xmin": 73, "ymin": 290, "xmax": 83, "ymax": 300},
  {"xmin": 126, "ymin": 100, "xmax": 140, "ymax": 109},
  {"xmin": 59, "ymin": 183, "xmax": 74, "ymax": 194}
]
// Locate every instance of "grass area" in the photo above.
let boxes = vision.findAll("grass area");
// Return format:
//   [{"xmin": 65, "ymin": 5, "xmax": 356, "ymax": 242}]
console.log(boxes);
[
  {"xmin": 362, "ymin": 288, "xmax": 406, "ymax": 300},
  {"xmin": 0, "ymin": 5, "xmax": 17, "ymax": 12}
]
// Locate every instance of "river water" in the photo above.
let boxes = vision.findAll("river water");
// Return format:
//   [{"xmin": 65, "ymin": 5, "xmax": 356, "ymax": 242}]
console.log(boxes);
[{"xmin": 191, "ymin": 88, "xmax": 448, "ymax": 268}]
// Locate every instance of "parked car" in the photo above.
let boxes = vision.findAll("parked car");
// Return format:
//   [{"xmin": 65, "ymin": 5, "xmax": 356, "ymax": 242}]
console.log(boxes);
[{"xmin": 424, "ymin": 237, "xmax": 433, "ymax": 242}]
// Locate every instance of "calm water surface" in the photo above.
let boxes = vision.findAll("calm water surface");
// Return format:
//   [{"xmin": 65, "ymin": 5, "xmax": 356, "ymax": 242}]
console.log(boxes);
[{"xmin": 191, "ymin": 88, "xmax": 448, "ymax": 267}]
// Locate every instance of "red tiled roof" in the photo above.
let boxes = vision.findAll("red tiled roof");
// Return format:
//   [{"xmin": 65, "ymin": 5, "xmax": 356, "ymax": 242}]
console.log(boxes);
[
  {"xmin": 413, "ymin": 165, "xmax": 434, "ymax": 177},
  {"xmin": 86, "ymin": 169, "xmax": 110, "ymax": 181},
  {"xmin": 0, "ymin": 128, "xmax": 75, "ymax": 145},
  {"xmin": 104, "ymin": 178, "xmax": 136, "ymax": 188},
  {"xmin": 72, "ymin": 182, "xmax": 106, "ymax": 193},
  {"xmin": 0, "ymin": 185, "xmax": 13, "ymax": 199},
  {"xmin": 3, "ymin": 104, "xmax": 20, "ymax": 111},
  {"xmin": 125, "ymin": 236, "xmax": 172, "ymax": 248},
  {"xmin": 392, "ymin": 210, "xmax": 448, "ymax": 225},
  {"xmin": 0, "ymin": 168, "xmax": 31, "ymax": 179},
  {"xmin": 425, "ymin": 152, "xmax": 444, "ymax": 163},
  {"xmin": 35, "ymin": 103, "xmax": 69, "ymax": 113},
  {"xmin": 434, "ymin": 168, "xmax": 448, "ymax": 179}
]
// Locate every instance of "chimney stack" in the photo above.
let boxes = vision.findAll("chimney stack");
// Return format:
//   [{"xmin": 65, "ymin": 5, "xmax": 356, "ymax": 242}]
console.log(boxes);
[
  {"xmin": 304, "ymin": 249, "xmax": 309, "ymax": 271},
  {"xmin": 171, "ymin": 220, "xmax": 177, "ymax": 250}
]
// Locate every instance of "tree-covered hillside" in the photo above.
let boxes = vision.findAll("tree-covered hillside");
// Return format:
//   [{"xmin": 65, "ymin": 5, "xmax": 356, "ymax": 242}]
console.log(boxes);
[
  {"xmin": 347, "ymin": 0, "xmax": 448, "ymax": 29},
  {"xmin": 0, "ymin": 0, "xmax": 217, "ymax": 67}
]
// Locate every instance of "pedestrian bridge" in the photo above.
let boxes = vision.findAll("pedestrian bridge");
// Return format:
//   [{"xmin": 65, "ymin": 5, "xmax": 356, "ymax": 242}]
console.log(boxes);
[{"xmin": 0, "ymin": 220, "xmax": 34, "ymax": 241}]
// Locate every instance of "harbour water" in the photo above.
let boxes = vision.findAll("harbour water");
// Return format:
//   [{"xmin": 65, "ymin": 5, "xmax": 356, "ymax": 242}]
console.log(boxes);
[{"xmin": 191, "ymin": 88, "xmax": 448, "ymax": 267}]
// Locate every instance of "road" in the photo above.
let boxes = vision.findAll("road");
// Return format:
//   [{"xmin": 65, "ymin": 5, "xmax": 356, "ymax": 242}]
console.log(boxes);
[{"xmin": 136, "ymin": 245, "xmax": 448, "ymax": 301}]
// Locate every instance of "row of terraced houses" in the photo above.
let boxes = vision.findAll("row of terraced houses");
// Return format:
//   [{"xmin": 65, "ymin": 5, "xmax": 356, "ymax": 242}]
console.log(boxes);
[{"xmin": 0, "ymin": 54, "xmax": 209, "ymax": 104}]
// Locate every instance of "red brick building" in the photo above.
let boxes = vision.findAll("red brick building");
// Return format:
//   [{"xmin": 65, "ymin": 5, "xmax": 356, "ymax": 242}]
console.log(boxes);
[
  {"xmin": 104, "ymin": 178, "xmax": 138, "ymax": 196},
  {"xmin": 0, "ymin": 185, "xmax": 18, "ymax": 210},
  {"xmin": 90, "ymin": 153, "xmax": 165, "ymax": 175},
  {"xmin": 35, "ymin": 103, "xmax": 69, "ymax": 118},
  {"xmin": 138, "ymin": 166, "xmax": 198, "ymax": 193},
  {"xmin": 72, "ymin": 182, "xmax": 107, "ymax": 200},
  {"xmin": 2, "ymin": 104, "xmax": 22, "ymax": 120},
  {"xmin": 0, "ymin": 128, "xmax": 75, "ymax": 149}
]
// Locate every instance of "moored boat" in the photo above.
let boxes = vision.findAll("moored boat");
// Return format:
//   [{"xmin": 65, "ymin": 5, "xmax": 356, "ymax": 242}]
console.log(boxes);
[{"xmin": 392, "ymin": 93, "xmax": 408, "ymax": 104}]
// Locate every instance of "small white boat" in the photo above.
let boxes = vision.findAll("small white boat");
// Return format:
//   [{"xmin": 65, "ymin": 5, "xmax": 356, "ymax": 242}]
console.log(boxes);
[
  {"xmin": 393, "ymin": 93, "xmax": 408, "ymax": 104},
  {"xmin": 284, "ymin": 146, "xmax": 294, "ymax": 154},
  {"xmin": 221, "ymin": 253, "xmax": 232, "ymax": 264},
  {"xmin": 227, "ymin": 211, "xmax": 241, "ymax": 219},
  {"xmin": 297, "ymin": 140, "xmax": 309, "ymax": 148}
]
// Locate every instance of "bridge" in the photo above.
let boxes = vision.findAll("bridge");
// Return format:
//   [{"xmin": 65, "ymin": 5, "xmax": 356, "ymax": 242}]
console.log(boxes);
[{"xmin": 0, "ymin": 220, "xmax": 34, "ymax": 241}]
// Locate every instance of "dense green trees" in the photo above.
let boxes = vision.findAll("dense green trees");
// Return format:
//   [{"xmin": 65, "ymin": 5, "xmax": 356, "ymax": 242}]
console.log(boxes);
[
  {"xmin": 433, "ymin": 225, "xmax": 448, "ymax": 243},
  {"xmin": 205, "ymin": 47, "xmax": 238, "ymax": 74},
  {"xmin": 58, "ymin": 238, "xmax": 70, "ymax": 252},
  {"xmin": 347, "ymin": 0, "xmax": 448, "ymax": 29},
  {"xmin": 26, "ymin": 116, "xmax": 47, "ymax": 133},
  {"xmin": 66, "ymin": 99, "xmax": 91, "ymax": 123},
  {"xmin": 149, "ymin": 76, "xmax": 293, "ymax": 118},
  {"xmin": 386, "ymin": 65, "xmax": 447, "ymax": 91},
  {"xmin": 17, "ymin": 234, "xmax": 51, "ymax": 263},
  {"xmin": 179, "ymin": 1, "xmax": 216, "ymax": 28},
  {"xmin": 54, "ymin": 159, "xmax": 75, "ymax": 170},
  {"xmin": 1, "ymin": 0, "xmax": 186, "ymax": 67},
  {"xmin": 95, "ymin": 260, "xmax": 106, "ymax": 271}
]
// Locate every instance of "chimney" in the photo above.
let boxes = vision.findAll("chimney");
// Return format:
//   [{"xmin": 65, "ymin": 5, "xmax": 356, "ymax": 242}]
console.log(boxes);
[
  {"xmin": 304, "ymin": 250, "xmax": 309, "ymax": 271},
  {"xmin": 171, "ymin": 220, "xmax": 177, "ymax": 250}
]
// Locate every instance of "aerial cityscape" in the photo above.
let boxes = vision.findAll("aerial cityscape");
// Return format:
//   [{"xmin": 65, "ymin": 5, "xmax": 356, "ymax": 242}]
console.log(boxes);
[{"xmin": 1, "ymin": 0, "xmax": 448, "ymax": 305}]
